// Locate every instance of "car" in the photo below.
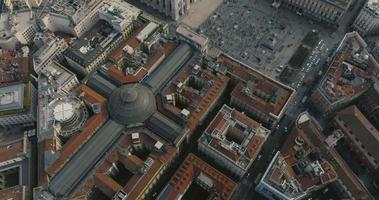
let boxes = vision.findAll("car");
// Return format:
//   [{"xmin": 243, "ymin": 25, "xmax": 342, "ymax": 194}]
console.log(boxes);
[
  {"xmin": 257, "ymin": 154, "xmax": 262, "ymax": 160},
  {"xmin": 284, "ymin": 126, "xmax": 288, "ymax": 133}
]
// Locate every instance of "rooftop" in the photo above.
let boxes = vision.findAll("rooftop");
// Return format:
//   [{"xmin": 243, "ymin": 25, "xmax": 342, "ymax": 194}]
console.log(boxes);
[
  {"xmin": 199, "ymin": 104, "xmax": 270, "ymax": 170},
  {"xmin": 39, "ymin": 62, "xmax": 77, "ymax": 90},
  {"xmin": 0, "ymin": 50, "xmax": 29, "ymax": 85},
  {"xmin": 335, "ymin": 105, "xmax": 379, "ymax": 163},
  {"xmin": 0, "ymin": 136, "xmax": 25, "ymax": 164},
  {"xmin": 107, "ymin": 84, "xmax": 156, "ymax": 126},
  {"xmin": 74, "ymin": 129, "xmax": 177, "ymax": 199},
  {"xmin": 367, "ymin": 0, "xmax": 379, "ymax": 15},
  {"xmin": 0, "ymin": 186, "xmax": 26, "ymax": 200},
  {"xmin": 161, "ymin": 58, "xmax": 229, "ymax": 131},
  {"xmin": 324, "ymin": 0, "xmax": 353, "ymax": 9},
  {"xmin": 176, "ymin": 24, "xmax": 209, "ymax": 49},
  {"xmin": 260, "ymin": 124, "xmax": 339, "ymax": 199},
  {"xmin": 296, "ymin": 112, "xmax": 373, "ymax": 199},
  {"xmin": 0, "ymin": 84, "xmax": 24, "ymax": 112},
  {"xmin": 64, "ymin": 20, "xmax": 121, "ymax": 67},
  {"xmin": 318, "ymin": 32, "xmax": 379, "ymax": 104},
  {"xmin": 158, "ymin": 153, "xmax": 237, "ymax": 200},
  {"xmin": 218, "ymin": 53, "xmax": 293, "ymax": 118}
]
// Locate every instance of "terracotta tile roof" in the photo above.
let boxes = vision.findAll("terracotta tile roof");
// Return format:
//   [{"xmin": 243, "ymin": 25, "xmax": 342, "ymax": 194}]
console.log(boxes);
[
  {"xmin": 164, "ymin": 154, "xmax": 237, "ymax": 200},
  {"xmin": 161, "ymin": 62, "xmax": 229, "ymax": 134},
  {"xmin": 336, "ymin": 105, "xmax": 379, "ymax": 162},
  {"xmin": 47, "ymin": 85, "xmax": 108, "ymax": 176},
  {"xmin": 107, "ymin": 67, "xmax": 147, "ymax": 84},
  {"xmin": 217, "ymin": 53, "xmax": 292, "ymax": 117},
  {"xmin": 72, "ymin": 178, "xmax": 94, "ymax": 199},
  {"xmin": 94, "ymin": 173, "xmax": 123, "ymax": 198},
  {"xmin": 0, "ymin": 186, "xmax": 25, "ymax": 200},
  {"xmin": 202, "ymin": 105, "xmax": 268, "ymax": 168},
  {"xmin": 124, "ymin": 159, "xmax": 164, "ymax": 200},
  {"xmin": 298, "ymin": 118, "xmax": 372, "ymax": 199},
  {"xmin": 76, "ymin": 130, "xmax": 177, "ymax": 199},
  {"xmin": 0, "ymin": 50, "xmax": 30, "ymax": 85},
  {"xmin": 0, "ymin": 138, "xmax": 24, "ymax": 163}
]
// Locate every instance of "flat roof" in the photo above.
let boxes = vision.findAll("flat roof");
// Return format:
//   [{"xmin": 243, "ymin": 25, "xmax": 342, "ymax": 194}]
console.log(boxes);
[
  {"xmin": 176, "ymin": 24, "xmax": 209, "ymax": 48},
  {"xmin": 0, "ymin": 83, "xmax": 25, "ymax": 113},
  {"xmin": 64, "ymin": 20, "xmax": 121, "ymax": 67}
]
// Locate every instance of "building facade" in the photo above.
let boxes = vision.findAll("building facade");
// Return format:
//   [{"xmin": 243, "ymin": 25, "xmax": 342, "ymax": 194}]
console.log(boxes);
[
  {"xmin": 277, "ymin": 0, "xmax": 352, "ymax": 26},
  {"xmin": 136, "ymin": 0, "xmax": 198, "ymax": 20},
  {"xmin": 352, "ymin": 0, "xmax": 379, "ymax": 36}
]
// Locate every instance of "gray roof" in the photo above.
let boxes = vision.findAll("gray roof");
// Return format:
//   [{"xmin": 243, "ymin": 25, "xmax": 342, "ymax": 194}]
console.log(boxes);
[
  {"xmin": 0, "ymin": 83, "xmax": 25, "ymax": 111},
  {"xmin": 86, "ymin": 73, "xmax": 117, "ymax": 98},
  {"xmin": 147, "ymin": 112, "xmax": 185, "ymax": 145},
  {"xmin": 147, "ymin": 43, "xmax": 193, "ymax": 93},
  {"xmin": 108, "ymin": 84, "xmax": 156, "ymax": 126},
  {"xmin": 48, "ymin": 120, "xmax": 124, "ymax": 197}
]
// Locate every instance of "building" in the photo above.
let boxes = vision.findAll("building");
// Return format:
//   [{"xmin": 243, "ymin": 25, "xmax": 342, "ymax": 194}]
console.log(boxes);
[
  {"xmin": 198, "ymin": 104, "xmax": 270, "ymax": 178},
  {"xmin": 176, "ymin": 24, "xmax": 209, "ymax": 54},
  {"xmin": 39, "ymin": 62, "xmax": 79, "ymax": 96},
  {"xmin": 63, "ymin": 20, "xmax": 124, "ymax": 76},
  {"xmin": 135, "ymin": 0, "xmax": 199, "ymax": 20},
  {"xmin": 276, "ymin": 0, "xmax": 352, "ymax": 26},
  {"xmin": 0, "ymin": 11, "xmax": 38, "ymax": 49},
  {"xmin": 32, "ymin": 36, "xmax": 68, "ymax": 74},
  {"xmin": 160, "ymin": 57, "xmax": 229, "ymax": 135},
  {"xmin": 5, "ymin": 0, "xmax": 44, "ymax": 9},
  {"xmin": 217, "ymin": 53, "xmax": 294, "ymax": 128},
  {"xmin": 353, "ymin": 0, "xmax": 379, "ymax": 36},
  {"xmin": 296, "ymin": 113, "xmax": 373, "ymax": 199},
  {"xmin": 43, "ymin": 0, "xmax": 140, "ymax": 38},
  {"xmin": 334, "ymin": 105, "xmax": 379, "ymax": 169},
  {"xmin": 157, "ymin": 153, "xmax": 237, "ymax": 200},
  {"xmin": 255, "ymin": 118, "xmax": 338, "ymax": 200},
  {"xmin": 356, "ymin": 82, "xmax": 379, "ymax": 130},
  {"xmin": 77, "ymin": 130, "xmax": 178, "ymax": 200},
  {"xmin": 0, "ymin": 134, "xmax": 31, "ymax": 200},
  {"xmin": 0, "ymin": 50, "xmax": 30, "ymax": 85},
  {"xmin": 42, "ymin": 0, "xmax": 102, "ymax": 36},
  {"xmin": 310, "ymin": 32, "xmax": 379, "ymax": 115},
  {"xmin": 0, "ymin": 82, "xmax": 37, "ymax": 127}
]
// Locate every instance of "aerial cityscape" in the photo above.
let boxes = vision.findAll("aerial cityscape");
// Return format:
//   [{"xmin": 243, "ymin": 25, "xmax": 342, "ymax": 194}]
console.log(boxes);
[{"xmin": 0, "ymin": 0, "xmax": 378, "ymax": 200}]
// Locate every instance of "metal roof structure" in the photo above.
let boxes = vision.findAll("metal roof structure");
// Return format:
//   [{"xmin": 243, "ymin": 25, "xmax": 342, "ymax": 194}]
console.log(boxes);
[
  {"xmin": 147, "ymin": 43, "xmax": 193, "ymax": 93},
  {"xmin": 108, "ymin": 84, "xmax": 156, "ymax": 126},
  {"xmin": 87, "ymin": 73, "xmax": 117, "ymax": 98},
  {"xmin": 48, "ymin": 120, "xmax": 124, "ymax": 197},
  {"xmin": 147, "ymin": 112, "xmax": 185, "ymax": 145}
]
